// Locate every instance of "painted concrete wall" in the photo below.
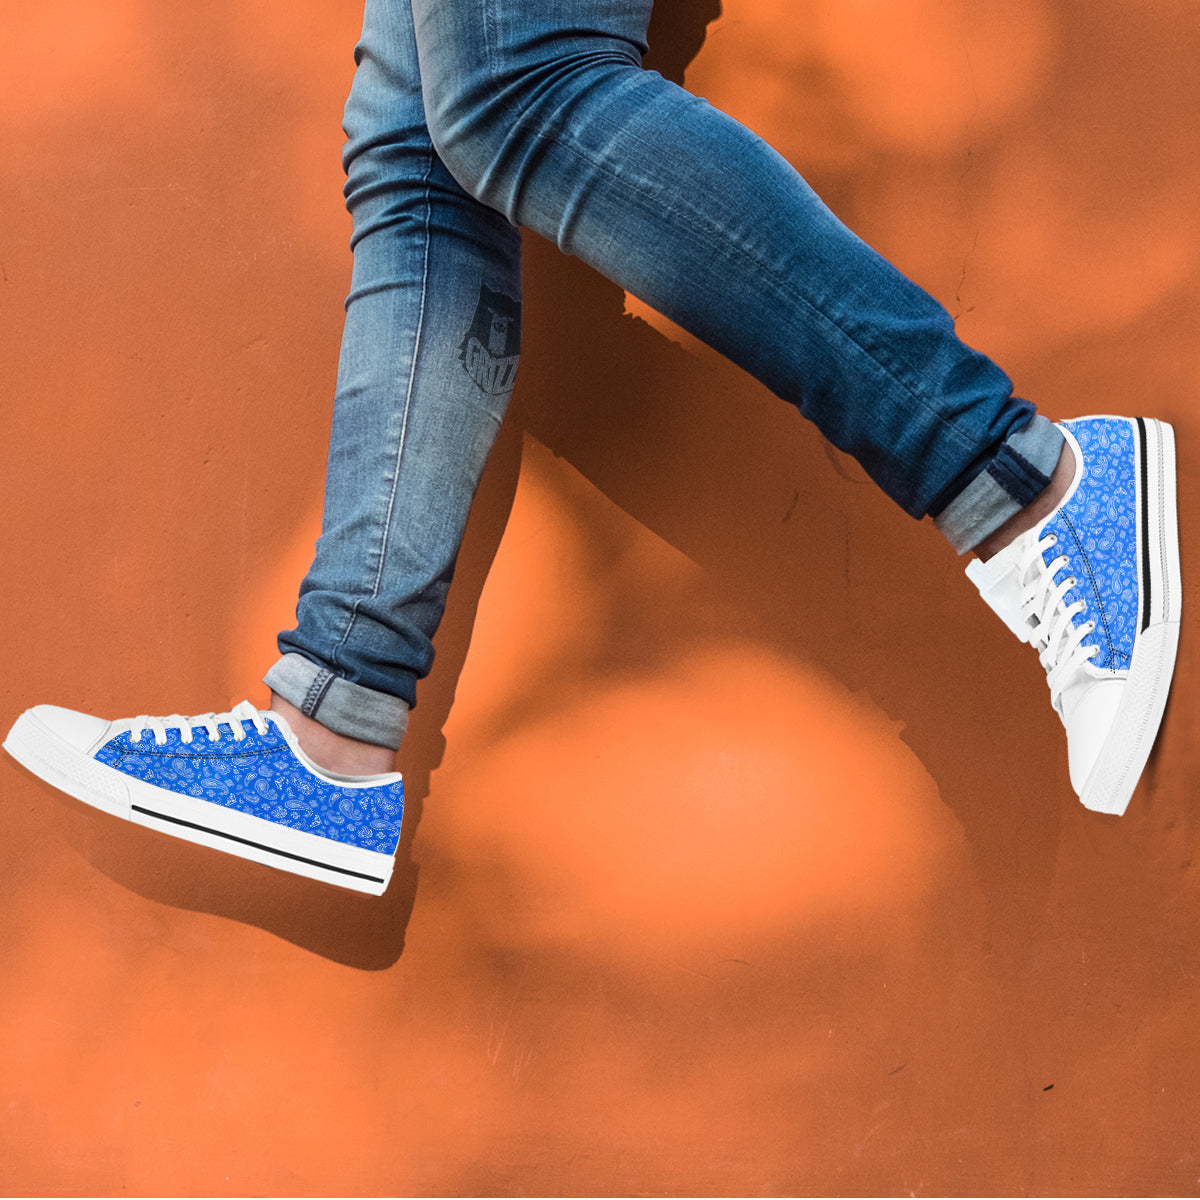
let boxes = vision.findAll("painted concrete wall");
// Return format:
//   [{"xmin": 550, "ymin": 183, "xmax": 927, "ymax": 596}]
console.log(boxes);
[{"xmin": 2, "ymin": 0, "xmax": 1199, "ymax": 1193}]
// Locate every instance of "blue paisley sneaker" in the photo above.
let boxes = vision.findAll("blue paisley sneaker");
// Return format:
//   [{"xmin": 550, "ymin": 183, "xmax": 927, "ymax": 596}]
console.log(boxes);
[
  {"xmin": 966, "ymin": 416, "xmax": 1180, "ymax": 815},
  {"xmin": 3, "ymin": 700, "xmax": 403, "ymax": 894}
]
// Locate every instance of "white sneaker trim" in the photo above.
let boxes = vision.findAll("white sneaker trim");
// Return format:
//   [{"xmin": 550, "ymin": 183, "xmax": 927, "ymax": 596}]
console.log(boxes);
[{"xmin": 3, "ymin": 706, "xmax": 396, "ymax": 895}]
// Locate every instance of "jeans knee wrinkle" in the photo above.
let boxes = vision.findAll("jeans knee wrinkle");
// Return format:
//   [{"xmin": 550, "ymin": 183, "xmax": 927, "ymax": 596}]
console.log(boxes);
[{"xmin": 422, "ymin": 47, "xmax": 643, "ymax": 216}]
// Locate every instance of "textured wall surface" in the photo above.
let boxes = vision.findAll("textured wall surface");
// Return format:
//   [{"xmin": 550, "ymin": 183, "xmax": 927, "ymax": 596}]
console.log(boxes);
[{"xmin": 2, "ymin": 0, "xmax": 1199, "ymax": 1194}]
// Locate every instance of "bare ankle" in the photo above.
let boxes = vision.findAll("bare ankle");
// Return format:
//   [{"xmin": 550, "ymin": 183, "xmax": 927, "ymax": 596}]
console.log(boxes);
[
  {"xmin": 268, "ymin": 694, "xmax": 398, "ymax": 777},
  {"xmin": 973, "ymin": 439, "xmax": 1076, "ymax": 561}
]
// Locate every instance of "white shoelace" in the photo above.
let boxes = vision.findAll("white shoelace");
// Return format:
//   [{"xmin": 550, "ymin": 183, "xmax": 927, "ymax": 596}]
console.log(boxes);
[
  {"xmin": 1014, "ymin": 530, "xmax": 1100, "ymax": 712},
  {"xmin": 130, "ymin": 699, "xmax": 269, "ymax": 746}
]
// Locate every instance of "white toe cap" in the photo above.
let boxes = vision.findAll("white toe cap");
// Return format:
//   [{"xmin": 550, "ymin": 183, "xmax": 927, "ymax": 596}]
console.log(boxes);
[
  {"xmin": 1064, "ymin": 679, "xmax": 1125, "ymax": 796},
  {"xmin": 27, "ymin": 705, "xmax": 114, "ymax": 756}
]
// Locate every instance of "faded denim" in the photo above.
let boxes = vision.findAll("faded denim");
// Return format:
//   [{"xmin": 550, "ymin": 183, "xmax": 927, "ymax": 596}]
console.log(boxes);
[{"xmin": 269, "ymin": 0, "xmax": 1062, "ymax": 747}]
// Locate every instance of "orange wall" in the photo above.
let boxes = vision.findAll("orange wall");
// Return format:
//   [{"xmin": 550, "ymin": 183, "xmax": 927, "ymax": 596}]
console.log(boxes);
[{"xmin": 3, "ymin": 0, "xmax": 1200, "ymax": 1194}]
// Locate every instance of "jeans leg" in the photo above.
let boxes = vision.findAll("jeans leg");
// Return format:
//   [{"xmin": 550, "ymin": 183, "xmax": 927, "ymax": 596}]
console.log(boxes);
[
  {"xmin": 412, "ymin": 0, "xmax": 1061, "ymax": 543},
  {"xmin": 268, "ymin": 0, "xmax": 522, "ymax": 748}
]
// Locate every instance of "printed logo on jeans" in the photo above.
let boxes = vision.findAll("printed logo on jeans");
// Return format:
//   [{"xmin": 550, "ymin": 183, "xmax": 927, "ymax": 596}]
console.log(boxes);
[{"xmin": 460, "ymin": 285, "xmax": 521, "ymax": 396}]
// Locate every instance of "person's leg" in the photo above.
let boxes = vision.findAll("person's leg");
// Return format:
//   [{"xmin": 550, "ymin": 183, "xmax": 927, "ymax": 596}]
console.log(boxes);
[
  {"xmin": 1, "ymin": 0, "xmax": 523, "ymax": 893},
  {"xmin": 410, "ymin": 0, "xmax": 1062, "ymax": 553},
  {"xmin": 407, "ymin": 0, "xmax": 1176, "ymax": 816},
  {"xmin": 266, "ymin": 0, "xmax": 522, "ymax": 756}
]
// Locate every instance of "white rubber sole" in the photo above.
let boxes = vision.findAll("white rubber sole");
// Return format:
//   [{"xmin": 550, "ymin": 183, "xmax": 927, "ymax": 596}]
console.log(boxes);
[
  {"xmin": 3, "ymin": 709, "xmax": 394, "ymax": 895},
  {"xmin": 1078, "ymin": 417, "xmax": 1181, "ymax": 815}
]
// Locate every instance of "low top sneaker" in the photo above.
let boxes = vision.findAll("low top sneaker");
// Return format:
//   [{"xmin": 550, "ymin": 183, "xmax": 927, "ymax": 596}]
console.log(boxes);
[
  {"xmin": 3, "ymin": 700, "xmax": 403, "ymax": 894},
  {"xmin": 966, "ymin": 416, "xmax": 1180, "ymax": 815}
]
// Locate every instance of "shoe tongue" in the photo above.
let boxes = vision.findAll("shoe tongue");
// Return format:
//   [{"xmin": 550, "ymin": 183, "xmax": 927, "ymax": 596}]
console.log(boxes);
[{"xmin": 964, "ymin": 529, "xmax": 1037, "ymax": 643}]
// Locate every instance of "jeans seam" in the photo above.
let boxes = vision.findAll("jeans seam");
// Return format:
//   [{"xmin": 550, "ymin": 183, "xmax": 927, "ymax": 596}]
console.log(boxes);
[
  {"xmin": 330, "ymin": 142, "xmax": 438, "ymax": 669},
  {"xmin": 985, "ymin": 442, "xmax": 1051, "ymax": 502},
  {"xmin": 302, "ymin": 668, "xmax": 337, "ymax": 717},
  {"xmin": 483, "ymin": 0, "xmax": 498, "ymax": 76}
]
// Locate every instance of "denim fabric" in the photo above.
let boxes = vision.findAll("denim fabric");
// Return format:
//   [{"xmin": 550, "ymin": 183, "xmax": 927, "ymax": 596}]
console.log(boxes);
[
  {"xmin": 272, "ymin": 0, "xmax": 1061, "ymax": 745},
  {"xmin": 934, "ymin": 413, "xmax": 1062, "ymax": 553},
  {"xmin": 265, "ymin": 652, "xmax": 409, "ymax": 749}
]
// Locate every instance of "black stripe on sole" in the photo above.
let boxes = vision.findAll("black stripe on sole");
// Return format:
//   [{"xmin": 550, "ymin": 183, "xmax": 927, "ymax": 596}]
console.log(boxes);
[
  {"xmin": 131, "ymin": 804, "xmax": 387, "ymax": 885},
  {"xmin": 1136, "ymin": 417, "xmax": 1152, "ymax": 633}
]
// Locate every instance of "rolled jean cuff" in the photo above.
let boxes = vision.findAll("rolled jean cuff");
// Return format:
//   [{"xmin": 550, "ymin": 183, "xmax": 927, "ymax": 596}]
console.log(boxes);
[
  {"xmin": 933, "ymin": 414, "xmax": 1065, "ymax": 554},
  {"xmin": 263, "ymin": 653, "xmax": 410, "ymax": 750}
]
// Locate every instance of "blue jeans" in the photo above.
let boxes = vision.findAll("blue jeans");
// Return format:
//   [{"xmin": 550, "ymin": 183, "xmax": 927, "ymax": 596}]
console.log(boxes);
[{"xmin": 268, "ymin": 0, "xmax": 1063, "ymax": 749}]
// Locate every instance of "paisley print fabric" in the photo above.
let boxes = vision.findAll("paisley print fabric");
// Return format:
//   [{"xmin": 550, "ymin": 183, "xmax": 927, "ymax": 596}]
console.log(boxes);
[
  {"xmin": 94, "ymin": 719, "xmax": 403, "ymax": 853},
  {"xmin": 1043, "ymin": 417, "xmax": 1139, "ymax": 673}
]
